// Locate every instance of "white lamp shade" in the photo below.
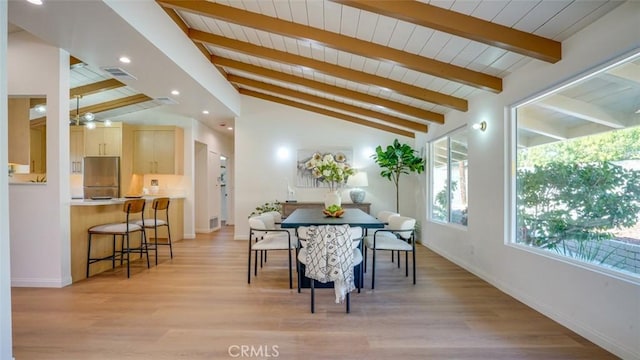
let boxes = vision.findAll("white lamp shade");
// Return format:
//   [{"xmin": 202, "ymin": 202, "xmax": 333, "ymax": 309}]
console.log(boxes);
[{"xmin": 347, "ymin": 172, "xmax": 368, "ymax": 188}]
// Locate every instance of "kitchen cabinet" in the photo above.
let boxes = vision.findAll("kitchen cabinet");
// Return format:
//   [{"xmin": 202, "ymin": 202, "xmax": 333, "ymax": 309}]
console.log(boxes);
[
  {"xmin": 8, "ymin": 98, "xmax": 30, "ymax": 166},
  {"xmin": 70, "ymin": 126, "xmax": 84, "ymax": 173},
  {"xmin": 84, "ymin": 122, "xmax": 122, "ymax": 156},
  {"xmin": 30, "ymin": 126, "xmax": 46, "ymax": 173},
  {"xmin": 132, "ymin": 126, "xmax": 184, "ymax": 174}
]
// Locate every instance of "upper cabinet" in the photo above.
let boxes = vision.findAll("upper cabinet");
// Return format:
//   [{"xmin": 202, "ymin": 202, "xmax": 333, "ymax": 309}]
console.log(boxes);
[
  {"xmin": 84, "ymin": 122, "xmax": 122, "ymax": 156},
  {"xmin": 8, "ymin": 98, "xmax": 31, "ymax": 166},
  {"xmin": 70, "ymin": 126, "xmax": 84, "ymax": 173},
  {"xmin": 132, "ymin": 126, "xmax": 184, "ymax": 175}
]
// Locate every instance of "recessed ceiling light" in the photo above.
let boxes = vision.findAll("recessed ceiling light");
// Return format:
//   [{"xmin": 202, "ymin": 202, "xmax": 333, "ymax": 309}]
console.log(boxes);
[
  {"xmin": 26, "ymin": 0, "xmax": 43, "ymax": 5},
  {"xmin": 119, "ymin": 56, "xmax": 131, "ymax": 64},
  {"xmin": 227, "ymin": 127, "xmax": 233, "ymax": 131},
  {"xmin": 202, "ymin": 110, "xmax": 209, "ymax": 114},
  {"xmin": 171, "ymin": 90, "xmax": 180, "ymax": 96}
]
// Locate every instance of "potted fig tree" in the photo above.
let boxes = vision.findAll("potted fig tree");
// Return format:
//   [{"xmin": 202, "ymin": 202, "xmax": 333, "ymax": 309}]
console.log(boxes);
[{"xmin": 371, "ymin": 139, "xmax": 425, "ymax": 213}]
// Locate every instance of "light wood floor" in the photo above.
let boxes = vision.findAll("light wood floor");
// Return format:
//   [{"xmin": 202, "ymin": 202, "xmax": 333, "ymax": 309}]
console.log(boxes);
[{"xmin": 11, "ymin": 226, "xmax": 616, "ymax": 359}]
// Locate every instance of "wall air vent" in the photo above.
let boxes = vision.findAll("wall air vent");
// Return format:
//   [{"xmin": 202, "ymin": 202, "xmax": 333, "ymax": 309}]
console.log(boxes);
[
  {"xmin": 100, "ymin": 66, "xmax": 137, "ymax": 80},
  {"xmin": 155, "ymin": 97, "xmax": 179, "ymax": 105}
]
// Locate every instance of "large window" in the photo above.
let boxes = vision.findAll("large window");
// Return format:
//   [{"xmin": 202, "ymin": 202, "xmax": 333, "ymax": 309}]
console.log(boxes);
[
  {"xmin": 430, "ymin": 129, "xmax": 468, "ymax": 226},
  {"xmin": 513, "ymin": 50, "xmax": 640, "ymax": 278}
]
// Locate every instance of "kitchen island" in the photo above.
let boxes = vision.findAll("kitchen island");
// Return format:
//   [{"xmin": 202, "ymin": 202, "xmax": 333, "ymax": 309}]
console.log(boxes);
[{"xmin": 70, "ymin": 196, "xmax": 184, "ymax": 282}]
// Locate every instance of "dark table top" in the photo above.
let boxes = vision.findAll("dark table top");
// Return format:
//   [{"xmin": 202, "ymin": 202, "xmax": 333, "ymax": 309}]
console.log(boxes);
[{"xmin": 281, "ymin": 208, "xmax": 384, "ymax": 229}]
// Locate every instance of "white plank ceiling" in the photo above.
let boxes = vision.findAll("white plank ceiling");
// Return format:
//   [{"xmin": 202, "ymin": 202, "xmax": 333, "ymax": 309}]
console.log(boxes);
[{"xmin": 19, "ymin": 0, "xmax": 635, "ymax": 139}]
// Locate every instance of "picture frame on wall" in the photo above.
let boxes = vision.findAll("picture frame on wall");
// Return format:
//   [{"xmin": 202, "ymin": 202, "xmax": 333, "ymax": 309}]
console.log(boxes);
[{"xmin": 296, "ymin": 148, "xmax": 353, "ymax": 189}]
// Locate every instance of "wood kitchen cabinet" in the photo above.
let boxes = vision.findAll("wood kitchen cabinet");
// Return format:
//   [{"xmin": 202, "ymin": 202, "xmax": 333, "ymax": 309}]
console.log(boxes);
[
  {"xmin": 70, "ymin": 126, "xmax": 84, "ymax": 173},
  {"xmin": 8, "ymin": 98, "xmax": 30, "ymax": 166},
  {"xmin": 30, "ymin": 125, "xmax": 46, "ymax": 173},
  {"xmin": 84, "ymin": 122, "xmax": 122, "ymax": 156},
  {"xmin": 132, "ymin": 126, "xmax": 184, "ymax": 174}
]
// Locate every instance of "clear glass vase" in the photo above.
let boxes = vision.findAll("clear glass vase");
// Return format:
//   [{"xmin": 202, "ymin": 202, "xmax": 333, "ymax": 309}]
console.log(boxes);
[{"xmin": 323, "ymin": 190, "xmax": 342, "ymax": 209}]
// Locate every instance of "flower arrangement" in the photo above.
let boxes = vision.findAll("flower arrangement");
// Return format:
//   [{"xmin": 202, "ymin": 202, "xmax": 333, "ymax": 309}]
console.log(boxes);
[{"xmin": 304, "ymin": 152, "xmax": 355, "ymax": 191}]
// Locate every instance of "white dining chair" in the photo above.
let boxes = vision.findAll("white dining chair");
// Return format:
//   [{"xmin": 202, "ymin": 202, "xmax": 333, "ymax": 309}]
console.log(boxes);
[
  {"xmin": 248, "ymin": 214, "xmax": 298, "ymax": 289},
  {"xmin": 296, "ymin": 225, "xmax": 364, "ymax": 313},
  {"xmin": 364, "ymin": 215, "xmax": 416, "ymax": 289}
]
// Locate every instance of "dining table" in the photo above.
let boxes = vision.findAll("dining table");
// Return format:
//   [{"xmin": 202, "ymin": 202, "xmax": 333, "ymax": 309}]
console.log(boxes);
[
  {"xmin": 281, "ymin": 207, "xmax": 384, "ymax": 289},
  {"xmin": 280, "ymin": 208, "xmax": 384, "ymax": 229}
]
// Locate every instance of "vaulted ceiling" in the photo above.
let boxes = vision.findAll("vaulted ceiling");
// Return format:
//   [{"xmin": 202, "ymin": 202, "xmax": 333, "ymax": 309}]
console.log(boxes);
[
  {"xmin": 10, "ymin": 0, "xmax": 627, "ymax": 139},
  {"xmin": 154, "ymin": 0, "xmax": 622, "ymax": 138}
]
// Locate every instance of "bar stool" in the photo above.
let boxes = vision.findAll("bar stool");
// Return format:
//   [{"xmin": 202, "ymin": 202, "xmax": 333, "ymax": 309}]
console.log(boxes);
[
  {"xmin": 87, "ymin": 199, "xmax": 150, "ymax": 278},
  {"xmin": 134, "ymin": 197, "xmax": 173, "ymax": 265}
]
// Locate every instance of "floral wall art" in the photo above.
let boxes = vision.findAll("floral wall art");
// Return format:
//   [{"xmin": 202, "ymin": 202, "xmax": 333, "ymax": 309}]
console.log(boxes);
[{"xmin": 297, "ymin": 149, "xmax": 354, "ymax": 190}]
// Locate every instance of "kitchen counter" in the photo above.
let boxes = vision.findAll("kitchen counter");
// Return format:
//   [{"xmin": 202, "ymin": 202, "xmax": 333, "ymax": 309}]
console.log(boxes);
[
  {"xmin": 70, "ymin": 196, "xmax": 184, "ymax": 282},
  {"xmin": 71, "ymin": 194, "xmax": 186, "ymax": 206}
]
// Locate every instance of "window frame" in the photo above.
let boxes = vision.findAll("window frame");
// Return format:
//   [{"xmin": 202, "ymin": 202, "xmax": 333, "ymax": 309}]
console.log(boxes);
[
  {"xmin": 507, "ymin": 48, "xmax": 640, "ymax": 284},
  {"xmin": 429, "ymin": 126, "xmax": 468, "ymax": 228}
]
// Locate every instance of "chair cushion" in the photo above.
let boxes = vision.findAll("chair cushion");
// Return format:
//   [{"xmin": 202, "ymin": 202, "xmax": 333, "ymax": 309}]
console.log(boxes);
[
  {"xmin": 387, "ymin": 216, "xmax": 416, "ymax": 240},
  {"xmin": 364, "ymin": 235, "xmax": 412, "ymax": 251},
  {"xmin": 89, "ymin": 222, "xmax": 142, "ymax": 234},
  {"xmin": 134, "ymin": 219, "xmax": 167, "ymax": 227},
  {"xmin": 252, "ymin": 233, "xmax": 298, "ymax": 250}
]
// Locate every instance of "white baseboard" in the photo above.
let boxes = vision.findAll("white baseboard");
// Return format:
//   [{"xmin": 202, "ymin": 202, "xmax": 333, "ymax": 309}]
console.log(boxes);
[
  {"xmin": 424, "ymin": 242, "xmax": 639, "ymax": 360},
  {"xmin": 11, "ymin": 277, "xmax": 70, "ymax": 288}
]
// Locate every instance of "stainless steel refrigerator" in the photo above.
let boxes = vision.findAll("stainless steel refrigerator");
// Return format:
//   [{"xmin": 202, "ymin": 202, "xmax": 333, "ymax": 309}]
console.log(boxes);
[{"xmin": 83, "ymin": 156, "xmax": 120, "ymax": 199}]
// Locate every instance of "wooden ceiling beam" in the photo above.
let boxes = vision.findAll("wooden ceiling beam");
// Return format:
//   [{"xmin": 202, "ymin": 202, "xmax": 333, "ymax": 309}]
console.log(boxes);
[
  {"xmin": 70, "ymin": 94, "xmax": 152, "ymax": 116},
  {"xmin": 70, "ymin": 56, "xmax": 83, "ymax": 68},
  {"xmin": 229, "ymin": 75, "xmax": 427, "ymax": 133},
  {"xmin": 29, "ymin": 97, "xmax": 46, "ymax": 108},
  {"xmin": 213, "ymin": 56, "xmax": 444, "ymax": 124},
  {"xmin": 332, "ymin": 0, "xmax": 561, "ymax": 64},
  {"xmin": 158, "ymin": 0, "xmax": 501, "ymax": 92},
  {"xmin": 240, "ymin": 88, "xmax": 415, "ymax": 139},
  {"xmin": 189, "ymin": 29, "xmax": 467, "ymax": 112},
  {"xmin": 70, "ymin": 79, "xmax": 125, "ymax": 98}
]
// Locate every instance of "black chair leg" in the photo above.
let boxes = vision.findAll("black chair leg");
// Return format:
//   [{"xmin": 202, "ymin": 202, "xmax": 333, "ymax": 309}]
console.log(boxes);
[
  {"xmin": 120, "ymin": 235, "xmax": 125, "ymax": 265},
  {"xmin": 167, "ymin": 224, "xmax": 173, "ymax": 259},
  {"xmin": 111, "ymin": 235, "xmax": 116, "ymax": 269},
  {"xmin": 346, "ymin": 292, "xmax": 350, "ymax": 313},
  {"xmin": 405, "ymin": 251, "xmax": 409, "ymax": 276},
  {"xmin": 371, "ymin": 249, "xmax": 376, "ymax": 289},
  {"xmin": 412, "ymin": 249, "xmax": 416, "ymax": 285},
  {"xmin": 288, "ymin": 248, "xmax": 293, "ymax": 289},
  {"xmin": 86, "ymin": 234, "xmax": 92, "ymax": 278},
  {"xmin": 142, "ymin": 231, "xmax": 150, "ymax": 269},
  {"xmin": 254, "ymin": 250, "xmax": 259, "ymax": 276},
  {"xmin": 310, "ymin": 278, "xmax": 315, "ymax": 314},
  {"xmin": 125, "ymin": 234, "xmax": 130, "ymax": 278},
  {"xmin": 247, "ymin": 246, "xmax": 252, "ymax": 284}
]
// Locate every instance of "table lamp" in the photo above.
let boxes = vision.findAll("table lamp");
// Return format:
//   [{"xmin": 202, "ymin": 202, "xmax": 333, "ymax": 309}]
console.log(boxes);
[{"xmin": 347, "ymin": 172, "xmax": 368, "ymax": 203}]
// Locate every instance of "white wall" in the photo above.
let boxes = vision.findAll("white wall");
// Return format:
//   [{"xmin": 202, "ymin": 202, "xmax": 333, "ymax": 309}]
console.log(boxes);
[
  {"xmin": 0, "ymin": 3, "xmax": 14, "ymax": 358},
  {"xmin": 233, "ymin": 95, "xmax": 420, "ymax": 240},
  {"xmin": 418, "ymin": 3, "xmax": 640, "ymax": 359},
  {"xmin": 8, "ymin": 31, "xmax": 71, "ymax": 287},
  {"xmin": 193, "ymin": 119, "xmax": 235, "ymax": 229}
]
